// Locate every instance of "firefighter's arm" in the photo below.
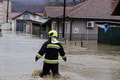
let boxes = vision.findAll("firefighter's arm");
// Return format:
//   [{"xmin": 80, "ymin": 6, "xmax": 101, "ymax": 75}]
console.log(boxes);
[
  {"xmin": 35, "ymin": 42, "xmax": 47, "ymax": 62},
  {"xmin": 59, "ymin": 43, "xmax": 67, "ymax": 62}
]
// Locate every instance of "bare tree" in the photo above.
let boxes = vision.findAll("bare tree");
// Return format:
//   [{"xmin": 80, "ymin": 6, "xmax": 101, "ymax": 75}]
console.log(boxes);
[
  {"xmin": 45, "ymin": 0, "xmax": 86, "ymax": 6},
  {"xmin": 73, "ymin": 0, "xmax": 77, "ymax": 5},
  {"xmin": 55, "ymin": 0, "xmax": 86, "ymax": 5},
  {"xmin": 56, "ymin": 0, "xmax": 64, "ymax": 5},
  {"xmin": 55, "ymin": 0, "xmax": 77, "ymax": 5}
]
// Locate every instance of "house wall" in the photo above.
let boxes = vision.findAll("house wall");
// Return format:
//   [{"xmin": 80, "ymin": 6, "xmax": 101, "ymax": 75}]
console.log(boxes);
[
  {"xmin": 17, "ymin": 13, "xmax": 47, "ymax": 23},
  {"xmin": 1, "ymin": 22, "xmax": 11, "ymax": 30},
  {"xmin": 71, "ymin": 20, "xmax": 98, "ymax": 40},
  {"xmin": 10, "ymin": 20, "xmax": 16, "ymax": 31},
  {"xmin": 72, "ymin": 20, "xmax": 86, "ymax": 34},
  {"xmin": 32, "ymin": 23, "xmax": 40, "ymax": 35},
  {"xmin": 64, "ymin": 20, "xmax": 71, "ymax": 39},
  {"xmin": 51, "ymin": 20, "xmax": 71, "ymax": 39},
  {"xmin": 72, "ymin": 20, "xmax": 97, "ymax": 34},
  {"xmin": 0, "ymin": 1, "xmax": 11, "ymax": 25},
  {"xmin": 12, "ymin": 13, "xmax": 33, "ymax": 31},
  {"xmin": 51, "ymin": 19, "xmax": 98, "ymax": 40},
  {"xmin": 14, "ymin": 20, "xmax": 16, "ymax": 31},
  {"xmin": 12, "ymin": 12, "xmax": 48, "ymax": 32},
  {"xmin": 17, "ymin": 13, "xmax": 32, "ymax": 20}
]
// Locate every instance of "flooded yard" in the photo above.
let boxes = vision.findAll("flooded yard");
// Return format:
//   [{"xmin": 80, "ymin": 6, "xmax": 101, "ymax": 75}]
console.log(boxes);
[{"xmin": 0, "ymin": 31, "xmax": 120, "ymax": 80}]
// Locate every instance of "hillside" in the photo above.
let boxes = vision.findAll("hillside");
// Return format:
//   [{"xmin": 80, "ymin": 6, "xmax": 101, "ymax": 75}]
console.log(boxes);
[{"xmin": 11, "ymin": 0, "xmax": 86, "ymax": 12}]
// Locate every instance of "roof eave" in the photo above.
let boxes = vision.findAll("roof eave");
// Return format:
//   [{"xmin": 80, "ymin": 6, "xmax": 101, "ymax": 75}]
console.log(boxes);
[{"xmin": 112, "ymin": 0, "xmax": 120, "ymax": 15}]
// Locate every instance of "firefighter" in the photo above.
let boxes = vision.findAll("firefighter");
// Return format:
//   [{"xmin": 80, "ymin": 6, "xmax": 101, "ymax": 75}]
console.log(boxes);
[{"xmin": 35, "ymin": 30, "xmax": 67, "ymax": 77}]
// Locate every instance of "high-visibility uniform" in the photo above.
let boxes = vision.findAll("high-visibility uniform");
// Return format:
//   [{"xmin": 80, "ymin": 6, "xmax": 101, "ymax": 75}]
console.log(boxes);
[{"xmin": 36, "ymin": 39, "xmax": 66, "ymax": 77}]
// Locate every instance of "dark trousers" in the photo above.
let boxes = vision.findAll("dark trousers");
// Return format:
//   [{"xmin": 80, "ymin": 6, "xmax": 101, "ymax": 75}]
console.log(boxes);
[{"xmin": 40, "ymin": 62, "xmax": 60, "ymax": 77}]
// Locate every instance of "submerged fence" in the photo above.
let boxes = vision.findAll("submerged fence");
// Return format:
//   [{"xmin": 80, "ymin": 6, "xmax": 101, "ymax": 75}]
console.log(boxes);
[{"xmin": 33, "ymin": 31, "xmax": 97, "ymax": 40}]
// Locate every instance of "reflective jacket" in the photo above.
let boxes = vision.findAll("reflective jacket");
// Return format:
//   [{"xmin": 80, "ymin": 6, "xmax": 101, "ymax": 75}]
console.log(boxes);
[{"xmin": 37, "ymin": 40, "xmax": 66, "ymax": 64}]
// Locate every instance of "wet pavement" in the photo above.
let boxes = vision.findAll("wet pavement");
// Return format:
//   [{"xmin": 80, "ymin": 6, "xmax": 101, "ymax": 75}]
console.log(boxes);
[{"xmin": 0, "ymin": 30, "xmax": 120, "ymax": 80}]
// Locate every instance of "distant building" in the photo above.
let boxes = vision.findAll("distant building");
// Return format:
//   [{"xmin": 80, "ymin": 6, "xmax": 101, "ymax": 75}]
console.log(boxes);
[
  {"xmin": 10, "ymin": 11, "xmax": 49, "ymax": 37},
  {"xmin": 0, "ymin": 0, "xmax": 11, "ymax": 26}
]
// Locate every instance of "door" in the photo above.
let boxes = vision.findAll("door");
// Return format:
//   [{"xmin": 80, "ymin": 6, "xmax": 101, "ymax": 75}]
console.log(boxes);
[
  {"xmin": 26, "ymin": 22, "xmax": 30, "ymax": 33},
  {"xmin": 98, "ymin": 27, "xmax": 111, "ymax": 43},
  {"xmin": 111, "ymin": 27, "xmax": 120, "ymax": 45}
]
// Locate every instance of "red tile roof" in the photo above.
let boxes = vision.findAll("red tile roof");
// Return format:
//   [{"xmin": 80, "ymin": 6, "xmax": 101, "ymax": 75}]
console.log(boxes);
[
  {"xmin": 68, "ymin": 0, "xmax": 120, "ymax": 20},
  {"xmin": 9, "ymin": 12, "xmax": 21, "ymax": 19},
  {"xmin": 36, "ymin": 13, "xmax": 43, "ymax": 16},
  {"xmin": 45, "ymin": 0, "xmax": 120, "ymax": 20},
  {"xmin": 66, "ymin": 1, "xmax": 87, "ymax": 16},
  {"xmin": 11, "ymin": 11, "xmax": 43, "ymax": 20},
  {"xmin": 44, "ymin": 6, "xmax": 72, "ymax": 18}
]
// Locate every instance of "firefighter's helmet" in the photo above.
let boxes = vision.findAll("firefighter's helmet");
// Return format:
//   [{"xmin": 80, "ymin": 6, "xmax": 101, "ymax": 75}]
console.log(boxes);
[{"xmin": 48, "ymin": 30, "xmax": 58, "ymax": 37}]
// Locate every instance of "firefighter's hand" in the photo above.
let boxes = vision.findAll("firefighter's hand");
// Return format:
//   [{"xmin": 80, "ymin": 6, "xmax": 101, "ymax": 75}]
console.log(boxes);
[
  {"xmin": 63, "ymin": 57, "xmax": 67, "ymax": 62},
  {"xmin": 35, "ymin": 56, "xmax": 40, "ymax": 62}
]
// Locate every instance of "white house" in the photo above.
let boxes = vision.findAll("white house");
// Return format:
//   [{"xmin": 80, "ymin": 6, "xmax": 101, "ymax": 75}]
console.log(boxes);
[{"xmin": 9, "ymin": 11, "xmax": 49, "ymax": 35}]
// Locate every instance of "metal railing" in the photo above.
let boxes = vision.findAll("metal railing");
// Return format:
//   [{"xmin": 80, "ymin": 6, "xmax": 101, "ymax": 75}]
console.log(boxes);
[
  {"xmin": 58, "ymin": 33, "xmax": 97, "ymax": 40},
  {"xmin": 34, "ymin": 32, "xmax": 97, "ymax": 40}
]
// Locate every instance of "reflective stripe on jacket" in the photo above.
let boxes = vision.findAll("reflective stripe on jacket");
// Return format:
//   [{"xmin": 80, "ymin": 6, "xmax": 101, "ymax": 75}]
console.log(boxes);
[{"xmin": 37, "ymin": 40, "xmax": 66, "ymax": 64}]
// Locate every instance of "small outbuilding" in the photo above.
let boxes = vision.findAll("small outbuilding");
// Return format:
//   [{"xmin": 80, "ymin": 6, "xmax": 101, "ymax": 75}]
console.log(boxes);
[{"xmin": 10, "ymin": 11, "xmax": 49, "ymax": 37}]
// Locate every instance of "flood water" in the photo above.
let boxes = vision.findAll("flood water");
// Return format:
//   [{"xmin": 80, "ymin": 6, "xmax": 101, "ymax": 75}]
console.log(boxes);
[
  {"xmin": 0, "ymin": 31, "xmax": 120, "ymax": 80},
  {"xmin": 0, "ymin": 31, "xmax": 45, "ymax": 79}
]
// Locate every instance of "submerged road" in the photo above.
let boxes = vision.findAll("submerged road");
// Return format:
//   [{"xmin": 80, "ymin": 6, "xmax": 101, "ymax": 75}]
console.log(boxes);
[
  {"xmin": 0, "ymin": 31, "xmax": 45, "ymax": 79},
  {"xmin": 0, "ymin": 31, "xmax": 120, "ymax": 80}
]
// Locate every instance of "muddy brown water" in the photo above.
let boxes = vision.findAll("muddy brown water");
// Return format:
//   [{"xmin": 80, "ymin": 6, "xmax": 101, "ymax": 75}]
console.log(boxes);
[{"xmin": 0, "ymin": 31, "xmax": 120, "ymax": 80}]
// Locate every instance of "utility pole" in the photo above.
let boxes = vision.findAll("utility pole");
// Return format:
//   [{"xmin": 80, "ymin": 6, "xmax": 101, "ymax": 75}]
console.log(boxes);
[
  {"xmin": 6, "ymin": 0, "xmax": 9, "ymax": 23},
  {"xmin": 63, "ymin": 0, "xmax": 66, "ymax": 38}
]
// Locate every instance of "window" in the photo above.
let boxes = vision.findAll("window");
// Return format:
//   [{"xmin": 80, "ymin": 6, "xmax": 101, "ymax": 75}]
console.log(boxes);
[
  {"xmin": 52, "ymin": 22, "xmax": 57, "ymax": 30},
  {"xmin": 39, "ymin": 16, "xmax": 42, "ymax": 20},
  {"xmin": 23, "ymin": 13, "xmax": 30, "ymax": 20},
  {"xmin": 61, "ymin": 22, "xmax": 69, "ymax": 33},
  {"xmin": 65, "ymin": 22, "xmax": 68, "ymax": 33}
]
